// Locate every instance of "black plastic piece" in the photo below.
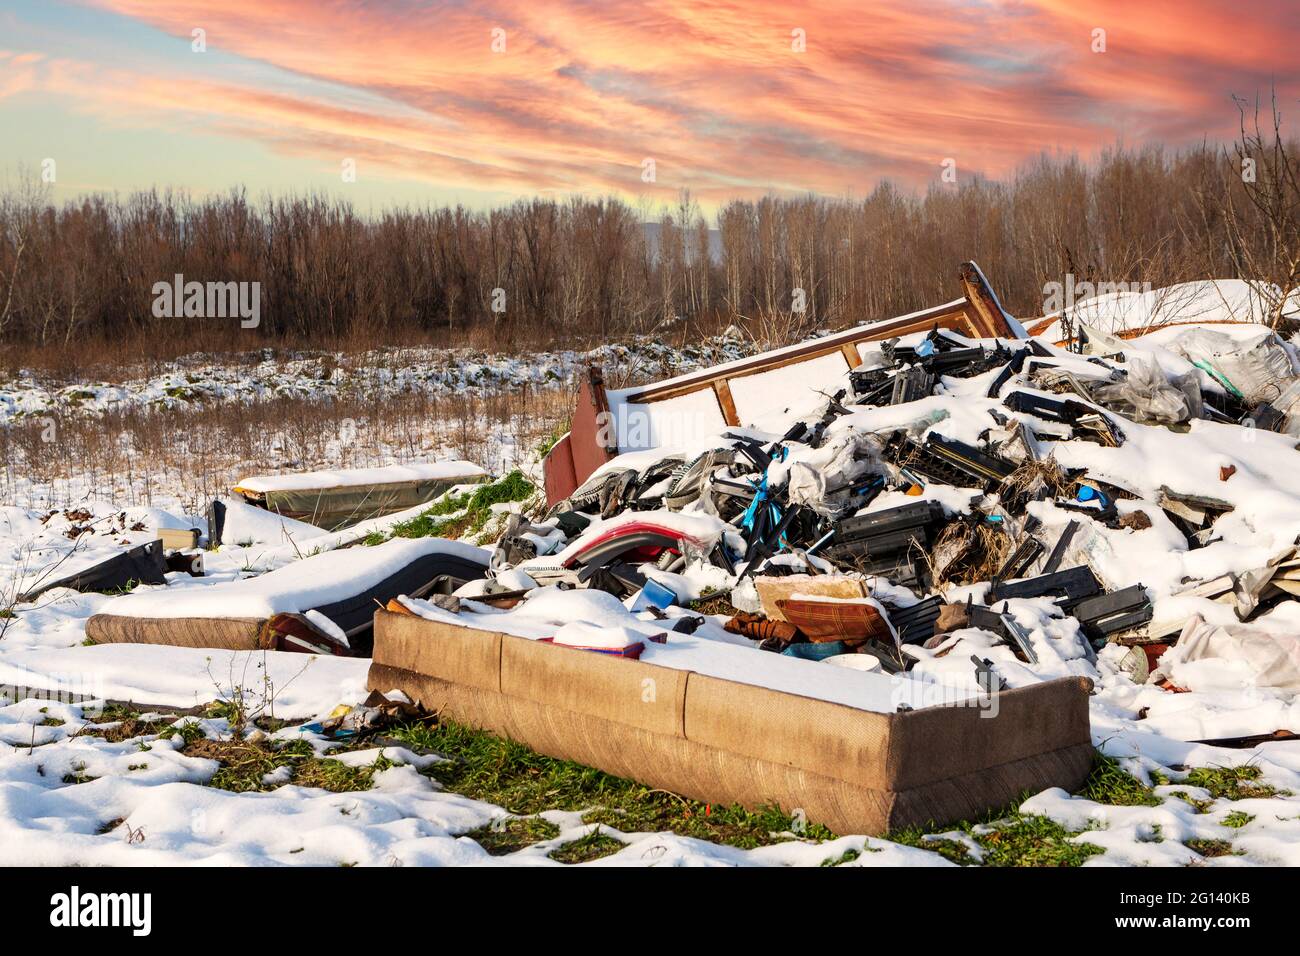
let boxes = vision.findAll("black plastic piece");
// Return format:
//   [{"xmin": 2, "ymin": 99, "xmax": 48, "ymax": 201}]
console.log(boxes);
[
  {"xmin": 1246, "ymin": 403, "xmax": 1286, "ymax": 432},
  {"xmin": 578, "ymin": 560, "xmax": 647, "ymax": 597},
  {"xmin": 927, "ymin": 434, "xmax": 1017, "ymax": 484},
  {"xmin": 20, "ymin": 539, "xmax": 168, "ymax": 603},
  {"xmin": 1071, "ymin": 584, "xmax": 1152, "ymax": 640},
  {"xmin": 834, "ymin": 501, "xmax": 947, "ymax": 546},
  {"xmin": 987, "ymin": 564, "xmax": 1101, "ymax": 607},
  {"xmin": 972, "ymin": 655, "xmax": 1007, "ymax": 693},
  {"xmin": 967, "ymin": 603, "xmax": 1010, "ymax": 637},
  {"xmin": 554, "ymin": 510, "xmax": 592, "ymax": 537},
  {"xmin": 1040, "ymin": 520, "xmax": 1080, "ymax": 575},
  {"xmin": 885, "ymin": 432, "xmax": 1015, "ymax": 490},
  {"xmin": 849, "ymin": 368, "xmax": 895, "ymax": 404},
  {"xmin": 1004, "ymin": 390, "xmax": 1124, "ymax": 445},
  {"xmin": 206, "ymin": 499, "xmax": 226, "ymax": 549},
  {"xmin": 890, "ymin": 365, "xmax": 936, "ymax": 404},
  {"xmin": 891, "ymin": 596, "xmax": 944, "ymax": 646},
  {"xmin": 985, "ymin": 347, "xmax": 1031, "ymax": 398},
  {"xmin": 993, "ymin": 536, "xmax": 1044, "ymax": 586}
]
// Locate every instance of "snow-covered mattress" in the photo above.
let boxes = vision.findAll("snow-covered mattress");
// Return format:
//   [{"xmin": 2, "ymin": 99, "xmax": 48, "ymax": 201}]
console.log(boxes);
[
  {"xmin": 232, "ymin": 461, "xmax": 487, "ymax": 531},
  {"xmin": 367, "ymin": 609, "xmax": 1093, "ymax": 835},
  {"xmin": 84, "ymin": 539, "xmax": 491, "ymax": 653}
]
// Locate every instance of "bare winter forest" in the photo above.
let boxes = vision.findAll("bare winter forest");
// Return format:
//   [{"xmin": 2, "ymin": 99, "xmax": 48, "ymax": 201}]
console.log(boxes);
[{"xmin": 2, "ymin": 99, "xmax": 1298, "ymax": 371}]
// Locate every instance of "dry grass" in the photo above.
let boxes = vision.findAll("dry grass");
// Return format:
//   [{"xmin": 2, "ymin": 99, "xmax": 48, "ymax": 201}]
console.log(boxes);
[
  {"xmin": 0, "ymin": 384, "xmax": 572, "ymax": 512},
  {"xmin": 998, "ymin": 457, "xmax": 1073, "ymax": 503},
  {"xmin": 928, "ymin": 521, "xmax": 1014, "ymax": 589}
]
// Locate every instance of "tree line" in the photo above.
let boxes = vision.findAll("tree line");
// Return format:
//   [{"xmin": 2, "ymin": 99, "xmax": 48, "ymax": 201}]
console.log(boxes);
[{"xmin": 2, "ymin": 99, "xmax": 1296, "ymax": 360}]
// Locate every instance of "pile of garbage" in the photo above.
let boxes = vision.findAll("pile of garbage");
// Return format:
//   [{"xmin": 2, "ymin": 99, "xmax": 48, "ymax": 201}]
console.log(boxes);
[{"xmin": 403, "ymin": 320, "xmax": 1300, "ymax": 722}]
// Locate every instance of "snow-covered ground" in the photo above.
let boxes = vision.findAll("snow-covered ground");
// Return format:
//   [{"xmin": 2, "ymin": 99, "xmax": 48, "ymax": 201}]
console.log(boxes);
[
  {"xmin": 4, "ymin": 286, "xmax": 1300, "ymax": 866},
  {"xmin": 0, "ymin": 335, "xmax": 755, "ymax": 426}
]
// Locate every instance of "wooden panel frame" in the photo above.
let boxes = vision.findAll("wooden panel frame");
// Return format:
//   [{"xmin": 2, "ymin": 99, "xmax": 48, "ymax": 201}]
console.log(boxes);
[{"xmin": 543, "ymin": 262, "xmax": 1018, "ymax": 505}]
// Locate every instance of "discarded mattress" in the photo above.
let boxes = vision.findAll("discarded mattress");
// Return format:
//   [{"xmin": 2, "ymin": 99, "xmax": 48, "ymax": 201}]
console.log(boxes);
[
  {"xmin": 366, "ymin": 607, "xmax": 1093, "ymax": 835},
  {"xmin": 232, "ymin": 461, "xmax": 488, "ymax": 531},
  {"xmin": 85, "ymin": 538, "xmax": 491, "ymax": 654}
]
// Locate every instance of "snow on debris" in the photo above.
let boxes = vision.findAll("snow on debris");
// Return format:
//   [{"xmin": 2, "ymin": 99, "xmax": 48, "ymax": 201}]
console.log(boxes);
[{"xmin": 5, "ymin": 283, "xmax": 1300, "ymax": 866}]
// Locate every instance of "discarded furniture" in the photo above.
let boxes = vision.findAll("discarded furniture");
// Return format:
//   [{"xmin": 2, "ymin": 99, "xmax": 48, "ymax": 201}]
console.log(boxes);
[
  {"xmin": 85, "ymin": 539, "xmax": 490, "ymax": 655},
  {"xmin": 232, "ymin": 461, "xmax": 488, "ymax": 531},
  {"xmin": 366, "ymin": 608, "xmax": 1094, "ymax": 836},
  {"xmin": 755, "ymin": 574, "xmax": 870, "ymax": 621}
]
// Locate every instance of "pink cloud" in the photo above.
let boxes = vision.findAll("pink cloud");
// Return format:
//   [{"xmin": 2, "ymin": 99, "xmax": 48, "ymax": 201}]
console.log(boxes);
[{"xmin": 24, "ymin": 0, "xmax": 1300, "ymax": 201}]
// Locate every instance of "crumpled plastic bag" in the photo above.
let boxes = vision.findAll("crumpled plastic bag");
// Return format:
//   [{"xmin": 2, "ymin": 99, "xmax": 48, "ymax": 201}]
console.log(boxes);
[
  {"xmin": 1272, "ymin": 378, "xmax": 1300, "ymax": 436},
  {"xmin": 1169, "ymin": 328, "xmax": 1298, "ymax": 406},
  {"xmin": 1092, "ymin": 356, "xmax": 1202, "ymax": 425},
  {"xmin": 782, "ymin": 433, "xmax": 883, "ymax": 515},
  {"xmin": 1152, "ymin": 612, "xmax": 1300, "ymax": 693}
]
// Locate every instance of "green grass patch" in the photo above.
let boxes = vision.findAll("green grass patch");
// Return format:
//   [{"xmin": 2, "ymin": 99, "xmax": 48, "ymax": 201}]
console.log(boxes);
[
  {"xmin": 973, "ymin": 815, "xmax": 1103, "ymax": 867},
  {"xmin": 387, "ymin": 717, "xmax": 834, "ymax": 850},
  {"xmin": 548, "ymin": 828, "xmax": 625, "ymax": 864},
  {"xmin": 898, "ymin": 835, "xmax": 975, "ymax": 865},
  {"xmin": 820, "ymin": 847, "xmax": 868, "ymax": 866},
  {"xmin": 536, "ymin": 423, "xmax": 569, "ymax": 461},
  {"xmin": 371, "ymin": 470, "xmax": 536, "ymax": 544},
  {"xmin": 79, "ymin": 702, "xmax": 173, "ymax": 742},
  {"xmin": 61, "ymin": 762, "xmax": 96, "ymax": 785},
  {"xmin": 1222, "ymin": 810, "xmax": 1255, "ymax": 828},
  {"xmin": 94, "ymin": 703, "xmax": 143, "ymax": 722},
  {"xmin": 157, "ymin": 719, "xmax": 206, "ymax": 745},
  {"xmin": 186, "ymin": 736, "xmax": 388, "ymax": 793},
  {"xmin": 1077, "ymin": 753, "xmax": 1161, "ymax": 807},
  {"xmin": 465, "ymin": 816, "xmax": 562, "ymax": 856},
  {"xmin": 293, "ymin": 755, "xmax": 389, "ymax": 792},
  {"xmin": 885, "ymin": 751, "xmax": 1149, "ymax": 866},
  {"xmin": 186, "ymin": 738, "xmax": 297, "ymax": 793},
  {"xmin": 1164, "ymin": 787, "xmax": 1214, "ymax": 814},
  {"xmin": 1184, "ymin": 765, "xmax": 1280, "ymax": 801},
  {"xmin": 374, "ymin": 721, "xmax": 1276, "ymax": 866}
]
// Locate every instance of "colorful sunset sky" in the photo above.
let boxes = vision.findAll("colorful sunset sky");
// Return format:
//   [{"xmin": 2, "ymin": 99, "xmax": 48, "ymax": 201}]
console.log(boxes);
[{"xmin": 2, "ymin": 0, "xmax": 1297, "ymax": 210}]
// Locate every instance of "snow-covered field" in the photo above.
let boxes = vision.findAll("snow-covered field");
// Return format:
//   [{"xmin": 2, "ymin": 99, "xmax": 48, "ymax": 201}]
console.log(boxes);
[
  {"xmin": 4, "ymin": 288, "xmax": 1300, "ymax": 867},
  {"xmin": 0, "ymin": 333, "xmax": 755, "ymax": 517},
  {"xmin": 0, "ymin": 335, "xmax": 754, "ymax": 426}
]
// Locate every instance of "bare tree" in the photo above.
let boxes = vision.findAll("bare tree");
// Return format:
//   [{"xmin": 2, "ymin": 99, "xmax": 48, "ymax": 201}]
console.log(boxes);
[{"xmin": 1222, "ymin": 89, "xmax": 1300, "ymax": 329}]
